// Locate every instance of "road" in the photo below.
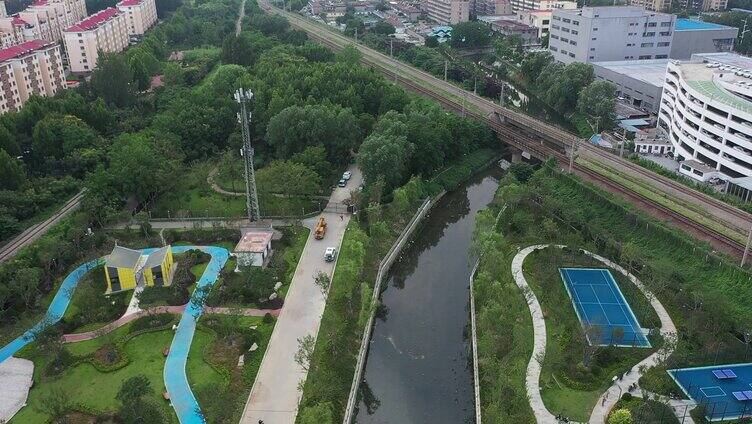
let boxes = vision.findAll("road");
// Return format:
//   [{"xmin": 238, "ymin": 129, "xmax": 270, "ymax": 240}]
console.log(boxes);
[
  {"xmin": 0, "ymin": 190, "xmax": 85, "ymax": 264},
  {"xmin": 239, "ymin": 166, "xmax": 362, "ymax": 424}
]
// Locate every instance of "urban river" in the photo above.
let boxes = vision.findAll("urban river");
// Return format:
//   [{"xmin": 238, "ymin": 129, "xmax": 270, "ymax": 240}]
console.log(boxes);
[{"xmin": 355, "ymin": 168, "xmax": 501, "ymax": 424}]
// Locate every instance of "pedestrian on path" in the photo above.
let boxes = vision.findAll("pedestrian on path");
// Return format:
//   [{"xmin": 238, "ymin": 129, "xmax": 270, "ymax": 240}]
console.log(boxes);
[{"xmin": 340, "ymin": 214, "xmax": 343, "ymax": 221}]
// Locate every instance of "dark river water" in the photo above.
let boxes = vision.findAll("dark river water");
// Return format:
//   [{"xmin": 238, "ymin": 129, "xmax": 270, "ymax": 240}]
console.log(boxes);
[{"xmin": 355, "ymin": 168, "xmax": 501, "ymax": 424}]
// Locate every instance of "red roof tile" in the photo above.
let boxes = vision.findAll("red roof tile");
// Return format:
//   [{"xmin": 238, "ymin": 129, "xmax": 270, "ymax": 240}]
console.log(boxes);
[
  {"xmin": 117, "ymin": 0, "xmax": 142, "ymax": 7},
  {"xmin": 65, "ymin": 7, "xmax": 119, "ymax": 32},
  {"xmin": 11, "ymin": 16, "xmax": 28, "ymax": 26},
  {"xmin": 0, "ymin": 39, "xmax": 54, "ymax": 62}
]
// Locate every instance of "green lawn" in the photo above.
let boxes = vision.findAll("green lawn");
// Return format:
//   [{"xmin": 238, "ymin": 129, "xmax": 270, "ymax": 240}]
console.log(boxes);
[
  {"xmin": 524, "ymin": 247, "xmax": 659, "ymax": 422},
  {"xmin": 14, "ymin": 329, "xmax": 183, "ymax": 423},
  {"xmin": 151, "ymin": 162, "xmax": 326, "ymax": 219}
]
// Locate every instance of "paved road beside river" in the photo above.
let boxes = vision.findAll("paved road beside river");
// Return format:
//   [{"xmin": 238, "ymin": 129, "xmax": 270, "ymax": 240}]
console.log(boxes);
[{"xmin": 240, "ymin": 166, "xmax": 362, "ymax": 424}]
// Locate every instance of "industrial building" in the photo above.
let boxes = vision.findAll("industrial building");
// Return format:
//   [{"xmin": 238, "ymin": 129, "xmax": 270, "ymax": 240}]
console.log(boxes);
[
  {"xmin": 593, "ymin": 59, "xmax": 668, "ymax": 112},
  {"xmin": 63, "ymin": 7, "xmax": 129, "ymax": 73},
  {"xmin": 0, "ymin": 40, "xmax": 65, "ymax": 114},
  {"xmin": 548, "ymin": 7, "xmax": 675, "ymax": 64},
  {"xmin": 509, "ymin": 0, "xmax": 576, "ymax": 12},
  {"xmin": 669, "ymin": 19, "xmax": 738, "ymax": 60},
  {"xmin": 657, "ymin": 52, "xmax": 752, "ymax": 181}
]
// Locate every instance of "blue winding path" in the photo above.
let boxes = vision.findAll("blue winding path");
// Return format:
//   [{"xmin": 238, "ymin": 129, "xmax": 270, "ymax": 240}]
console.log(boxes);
[
  {"xmin": 164, "ymin": 246, "xmax": 229, "ymax": 424},
  {"xmin": 0, "ymin": 245, "xmax": 230, "ymax": 424}
]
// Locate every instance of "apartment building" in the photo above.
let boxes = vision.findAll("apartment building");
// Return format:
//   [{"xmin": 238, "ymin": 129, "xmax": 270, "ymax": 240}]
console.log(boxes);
[
  {"xmin": 548, "ymin": 7, "xmax": 675, "ymax": 64},
  {"xmin": 0, "ymin": 39, "xmax": 65, "ymax": 114},
  {"xmin": 658, "ymin": 53, "xmax": 752, "ymax": 180},
  {"xmin": 0, "ymin": 16, "xmax": 41, "ymax": 47},
  {"xmin": 425, "ymin": 0, "xmax": 470, "ymax": 25},
  {"xmin": 678, "ymin": 0, "xmax": 727, "ymax": 12},
  {"xmin": 117, "ymin": 0, "xmax": 157, "ymax": 36},
  {"xmin": 629, "ymin": 0, "xmax": 671, "ymax": 12},
  {"xmin": 63, "ymin": 7, "xmax": 129, "ymax": 73},
  {"xmin": 509, "ymin": 0, "xmax": 576, "ymax": 12},
  {"xmin": 475, "ymin": 0, "xmax": 512, "ymax": 16}
]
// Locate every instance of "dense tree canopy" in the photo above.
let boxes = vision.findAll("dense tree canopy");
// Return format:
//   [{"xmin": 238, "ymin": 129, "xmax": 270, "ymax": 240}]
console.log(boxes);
[
  {"xmin": 0, "ymin": 149, "xmax": 25, "ymax": 191},
  {"xmin": 451, "ymin": 22, "xmax": 492, "ymax": 49},
  {"xmin": 256, "ymin": 160, "xmax": 322, "ymax": 195},
  {"xmin": 577, "ymin": 80, "xmax": 617, "ymax": 131}
]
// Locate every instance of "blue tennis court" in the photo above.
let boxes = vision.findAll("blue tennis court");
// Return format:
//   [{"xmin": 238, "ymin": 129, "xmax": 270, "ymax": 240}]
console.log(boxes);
[
  {"xmin": 559, "ymin": 268, "xmax": 651, "ymax": 348},
  {"xmin": 669, "ymin": 363, "xmax": 752, "ymax": 421}
]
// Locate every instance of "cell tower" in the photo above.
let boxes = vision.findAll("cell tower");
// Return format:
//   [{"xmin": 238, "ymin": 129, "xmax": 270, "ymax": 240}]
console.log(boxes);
[{"xmin": 234, "ymin": 88, "xmax": 260, "ymax": 222}]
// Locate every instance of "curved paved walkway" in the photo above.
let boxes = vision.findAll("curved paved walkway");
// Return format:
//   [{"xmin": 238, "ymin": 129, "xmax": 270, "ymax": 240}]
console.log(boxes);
[
  {"xmin": 511, "ymin": 245, "xmax": 677, "ymax": 424},
  {"xmin": 511, "ymin": 244, "xmax": 558, "ymax": 424},
  {"xmin": 207, "ymin": 167, "xmax": 244, "ymax": 197}
]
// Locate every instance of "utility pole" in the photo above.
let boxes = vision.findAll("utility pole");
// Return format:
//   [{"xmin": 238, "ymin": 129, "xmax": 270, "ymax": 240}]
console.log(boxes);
[
  {"xmin": 742, "ymin": 18, "xmax": 750, "ymax": 47},
  {"xmin": 619, "ymin": 127, "xmax": 627, "ymax": 158},
  {"xmin": 234, "ymin": 88, "xmax": 261, "ymax": 222},
  {"xmin": 742, "ymin": 223, "xmax": 752, "ymax": 267},
  {"xmin": 390, "ymin": 39, "xmax": 394, "ymax": 58},
  {"xmin": 444, "ymin": 60, "xmax": 448, "ymax": 81},
  {"xmin": 499, "ymin": 82, "xmax": 504, "ymax": 107},
  {"xmin": 569, "ymin": 137, "xmax": 579, "ymax": 173}
]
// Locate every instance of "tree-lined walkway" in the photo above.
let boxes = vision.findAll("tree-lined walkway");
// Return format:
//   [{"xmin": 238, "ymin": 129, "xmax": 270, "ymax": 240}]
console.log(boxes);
[
  {"xmin": 62, "ymin": 305, "xmax": 280, "ymax": 343},
  {"xmin": 510, "ymin": 245, "xmax": 677, "ymax": 424}
]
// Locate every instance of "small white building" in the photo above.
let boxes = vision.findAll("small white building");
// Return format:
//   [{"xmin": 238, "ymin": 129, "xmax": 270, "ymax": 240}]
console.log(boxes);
[
  {"xmin": 635, "ymin": 131, "xmax": 674, "ymax": 155},
  {"xmin": 679, "ymin": 159, "xmax": 722, "ymax": 182},
  {"xmin": 234, "ymin": 230, "xmax": 273, "ymax": 268}
]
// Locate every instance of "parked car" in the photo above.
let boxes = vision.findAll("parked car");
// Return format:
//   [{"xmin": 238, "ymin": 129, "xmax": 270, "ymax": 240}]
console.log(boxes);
[
  {"xmin": 342, "ymin": 171, "xmax": 352, "ymax": 180},
  {"xmin": 324, "ymin": 247, "xmax": 337, "ymax": 262},
  {"xmin": 337, "ymin": 179, "xmax": 347, "ymax": 187}
]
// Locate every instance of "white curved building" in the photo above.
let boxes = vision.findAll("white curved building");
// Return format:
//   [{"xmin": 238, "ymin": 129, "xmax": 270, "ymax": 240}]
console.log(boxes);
[{"xmin": 658, "ymin": 53, "xmax": 752, "ymax": 180}]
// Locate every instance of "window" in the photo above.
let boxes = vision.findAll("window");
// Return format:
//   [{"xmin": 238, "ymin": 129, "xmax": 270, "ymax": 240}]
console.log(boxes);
[
  {"xmin": 641, "ymin": 42, "xmax": 654, "ymax": 47},
  {"xmin": 562, "ymin": 18, "xmax": 570, "ymax": 23},
  {"xmin": 569, "ymin": 52, "xmax": 575, "ymax": 57},
  {"xmin": 570, "ymin": 40, "xmax": 576, "ymax": 45},
  {"xmin": 550, "ymin": 46, "xmax": 558, "ymax": 51},
  {"xmin": 561, "ymin": 37, "xmax": 569, "ymax": 42},
  {"xmin": 552, "ymin": 24, "xmax": 560, "ymax": 29},
  {"xmin": 643, "ymin": 32, "xmax": 655, "ymax": 36},
  {"xmin": 543, "ymin": 19, "xmax": 549, "ymax": 24},
  {"xmin": 589, "ymin": 55, "xmax": 594, "ymax": 59},
  {"xmin": 647, "ymin": 22, "xmax": 657, "ymax": 27},
  {"xmin": 658, "ymin": 41, "xmax": 670, "ymax": 47},
  {"xmin": 660, "ymin": 31, "xmax": 671, "ymax": 36},
  {"xmin": 626, "ymin": 43, "xmax": 634, "ymax": 46},
  {"xmin": 573, "ymin": 20, "xmax": 579, "ymax": 25},
  {"xmin": 553, "ymin": 15, "xmax": 560, "ymax": 21},
  {"xmin": 562, "ymin": 27, "xmax": 570, "ymax": 32},
  {"xmin": 590, "ymin": 47, "xmax": 595, "ymax": 51},
  {"xmin": 571, "ymin": 30, "xmax": 578, "ymax": 34},
  {"xmin": 551, "ymin": 34, "xmax": 559, "ymax": 39},
  {"xmin": 591, "ymin": 37, "xmax": 597, "ymax": 40},
  {"xmin": 628, "ymin": 32, "xmax": 636, "ymax": 36},
  {"xmin": 561, "ymin": 49, "xmax": 568, "ymax": 54},
  {"xmin": 660, "ymin": 21, "xmax": 672, "ymax": 27},
  {"xmin": 639, "ymin": 55, "xmax": 652, "ymax": 59},
  {"xmin": 593, "ymin": 27, "xmax": 598, "ymax": 31},
  {"xmin": 656, "ymin": 54, "xmax": 668, "ymax": 59}
]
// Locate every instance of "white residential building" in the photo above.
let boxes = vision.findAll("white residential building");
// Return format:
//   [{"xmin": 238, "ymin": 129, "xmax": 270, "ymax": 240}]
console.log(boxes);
[
  {"xmin": 63, "ymin": 7, "xmax": 129, "ymax": 73},
  {"xmin": 658, "ymin": 53, "xmax": 752, "ymax": 180},
  {"xmin": 116, "ymin": 0, "xmax": 157, "ymax": 36},
  {"xmin": 0, "ymin": 39, "xmax": 65, "ymax": 114}
]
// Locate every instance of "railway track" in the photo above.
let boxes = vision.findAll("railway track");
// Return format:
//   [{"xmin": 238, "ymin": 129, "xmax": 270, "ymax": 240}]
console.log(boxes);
[
  {"xmin": 260, "ymin": 1, "xmax": 748, "ymax": 255},
  {"xmin": 0, "ymin": 190, "xmax": 86, "ymax": 264}
]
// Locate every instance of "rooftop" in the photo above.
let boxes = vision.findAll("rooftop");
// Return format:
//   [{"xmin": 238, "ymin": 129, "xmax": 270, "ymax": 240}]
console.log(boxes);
[
  {"xmin": 143, "ymin": 246, "xmax": 171, "ymax": 269},
  {"xmin": 117, "ymin": 0, "xmax": 143, "ymax": 7},
  {"xmin": 593, "ymin": 59, "xmax": 668, "ymax": 88},
  {"xmin": 681, "ymin": 159, "xmax": 717, "ymax": 173},
  {"xmin": 0, "ymin": 40, "xmax": 54, "ymax": 62},
  {"xmin": 676, "ymin": 56, "xmax": 752, "ymax": 114},
  {"xmin": 235, "ymin": 230, "xmax": 273, "ymax": 253},
  {"xmin": 675, "ymin": 18, "xmax": 730, "ymax": 31},
  {"xmin": 65, "ymin": 7, "xmax": 119, "ymax": 32},
  {"xmin": 105, "ymin": 245, "xmax": 142, "ymax": 269},
  {"xmin": 728, "ymin": 176, "xmax": 752, "ymax": 190}
]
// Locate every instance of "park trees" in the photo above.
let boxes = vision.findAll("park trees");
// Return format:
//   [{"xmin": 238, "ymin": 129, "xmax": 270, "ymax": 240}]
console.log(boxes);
[
  {"xmin": 451, "ymin": 21, "xmax": 491, "ymax": 49},
  {"xmin": 577, "ymin": 80, "xmax": 617, "ymax": 131},
  {"xmin": 541, "ymin": 62, "xmax": 594, "ymax": 111},
  {"xmin": 31, "ymin": 114, "xmax": 99, "ymax": 161},
  {"xmin": 266, "ymin": 104, "xmax": 361, "ymax": 164},
  {"xmin": 117, "ymin": 374, "xmax": 166, "ymax": 424},
  {"xmin": 358, "ymin": 132, "xmax": 413, "ymax": 190},
  {"xmin": 90, "ymin": 53, "xmax": 135, "ymax": 107},
  {"xmin": 256, "ymin": 160, "xmax": 322, "ymax": 195},
  {"xmin": 0, "ymin": 149, "xmax": 25, "ymax": 190}
]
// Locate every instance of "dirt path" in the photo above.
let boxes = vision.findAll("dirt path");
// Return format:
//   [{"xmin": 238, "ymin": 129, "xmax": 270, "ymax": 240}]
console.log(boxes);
[
  {"xmin": 62, "ymin": 305, "xmax": 280, "ymax": 343},
  {"xmin": 236, "ymin": 0, "xmax": 245, "ymax": 36}
]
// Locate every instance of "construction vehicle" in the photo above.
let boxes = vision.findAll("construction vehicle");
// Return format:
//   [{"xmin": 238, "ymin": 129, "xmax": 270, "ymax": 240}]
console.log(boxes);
[{"xmin": 314, "ymin": 217, "xmax": 327, "ymax": 239}]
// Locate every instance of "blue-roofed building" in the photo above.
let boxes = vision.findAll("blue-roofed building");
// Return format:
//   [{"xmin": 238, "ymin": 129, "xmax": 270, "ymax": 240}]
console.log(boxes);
[{"xmin": 670, "ymin": 18, "xmax": 738, "ymax": 59}]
